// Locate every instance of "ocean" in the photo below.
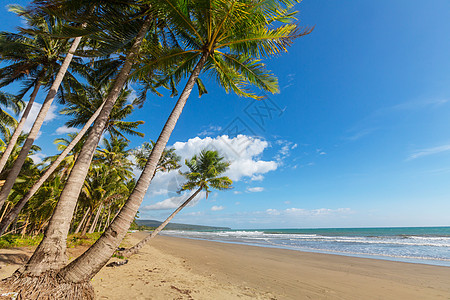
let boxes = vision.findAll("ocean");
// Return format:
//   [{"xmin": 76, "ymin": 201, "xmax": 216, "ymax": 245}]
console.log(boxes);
[{"xmin": 160, "ymin": 226, "xmax": 450, "ymax": 267}]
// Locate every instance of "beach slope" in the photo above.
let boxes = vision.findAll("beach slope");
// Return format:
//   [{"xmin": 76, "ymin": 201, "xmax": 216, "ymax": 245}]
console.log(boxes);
[{"xmin": 1, "ymin": 233, "xmax": 449, "ymax": 299}]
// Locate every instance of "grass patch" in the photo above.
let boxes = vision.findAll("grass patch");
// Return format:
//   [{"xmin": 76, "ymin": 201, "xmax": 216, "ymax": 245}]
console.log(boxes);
[
  {"xmin": 0, "ymin": 234, "xmax": 43, "ymax": 248},
  {"xmin": 67, "ymin": 232, "xmax": 103, "ymax": 248},
  {"xmin": 0, "ymin": 232, "xmax": 103, "ymax": 248}
]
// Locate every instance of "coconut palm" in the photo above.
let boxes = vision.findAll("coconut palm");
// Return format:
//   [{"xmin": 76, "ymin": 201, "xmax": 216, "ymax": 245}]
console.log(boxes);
[
  {"xmin": 0, "ymin": 91, "xmax": 23, "ymax": 142},
  {"xmin": 133, "ymin": 141, "xmax": 181, "ymax": 173},
  {"xmin": 0, "ymin": 1, "xmax": 309, "ymax": 298},
  {"xmin": 59, "ymin": 0, "xmax": 308, "ymax": 289},
  {"xmin": 61, "ymin": 85, "xmax": 145, "ymax": 141},
  {"xmin": 0, "ymin": 6, "xmax": 85, "ymax": 210},
  {"xmin": 17, "ymin": 6, "xmax": 157, "ymax": 278},
  {"xmin": 78, "ymin": 165, "xmax": 130, "ymax": 235},
  {"xmin": 121, "ymin": 149, "xmax": 232, "ymax": 256},
  {"xmin": 0, "ymin": 89, "xmax": 144, "ymax": 236}
]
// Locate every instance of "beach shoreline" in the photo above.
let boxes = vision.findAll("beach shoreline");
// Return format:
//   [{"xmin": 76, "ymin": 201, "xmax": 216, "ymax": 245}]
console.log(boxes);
[{"xmin": 1, "ymin": 233, "xmax": 449, "ymax": 299}]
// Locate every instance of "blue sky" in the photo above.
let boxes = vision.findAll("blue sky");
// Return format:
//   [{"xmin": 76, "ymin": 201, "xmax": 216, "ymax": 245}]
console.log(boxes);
[{"xmin": 1, "ymin": 1, "xmax": 450, "ymax": 228}]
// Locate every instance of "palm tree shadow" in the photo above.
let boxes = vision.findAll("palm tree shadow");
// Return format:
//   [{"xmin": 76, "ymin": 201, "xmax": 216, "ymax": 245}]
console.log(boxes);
[{"xmin": 0, "ymin": 253, "xmax": 30, "ymax": 265}]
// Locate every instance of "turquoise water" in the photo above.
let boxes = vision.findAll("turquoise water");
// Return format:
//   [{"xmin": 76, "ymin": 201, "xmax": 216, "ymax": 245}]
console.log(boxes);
[{"xmin": 161, "ymin": 227, "xmax": 450, "ymax": 266}]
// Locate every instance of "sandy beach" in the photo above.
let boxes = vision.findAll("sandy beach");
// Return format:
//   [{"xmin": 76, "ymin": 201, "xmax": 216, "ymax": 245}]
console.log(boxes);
[{"xmin": 1, "ymin": 233, "xmax": 450, "ymax": 299}]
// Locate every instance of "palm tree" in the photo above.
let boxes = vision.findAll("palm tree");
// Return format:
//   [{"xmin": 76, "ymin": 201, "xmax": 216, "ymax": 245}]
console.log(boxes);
[
  {"xmin": 16, "ymin": 13, "xmax": 154, "ymax": 279},
  {"xmin": 0, "ymin": 1, "xmax": 308, "ymax": 298},
  {"xmin": 78, "ymin": 165, "xmax": 131, "ymax": 235},
  {"xmin": 0, "ymin": 6, "xmax": 85, "ymax": 210},
  {"xmin": 0, "ymin": 88, "xmax": 144, "ymax": 236},
  {"xmin": 121, "ymin": 149, "xmax": 232, "ymax": 256},
  {"xmin": 133, "ymin": 141, "xmax": 181, "ymax": 173},
  {"xmin": 0, "ymin": 91, "xmax": 23, "ymax": 142},
  {"xmin": 61, "ymin": 85, "xmax": 145, "ymax": 141},
  {"xmin": 59, "ymin": 0, "xmax": 308, "ymax": 288}
]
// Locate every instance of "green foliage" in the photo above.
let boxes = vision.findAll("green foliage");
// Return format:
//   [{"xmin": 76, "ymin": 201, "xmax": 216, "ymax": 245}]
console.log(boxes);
[
  {"xmin": 181, "ymin": 149, "xmax": 233, "ymax": 197},
  {"xmin": 67, "ymin": 232, "xmax": 102, "ymax": 248},
  {"xmin": 0, "ymin": 234, "xmax": 43, "ymax": 248},
  {"xmin": 0, "ymin": 233, "xmax": 103, "ymax": 248}
]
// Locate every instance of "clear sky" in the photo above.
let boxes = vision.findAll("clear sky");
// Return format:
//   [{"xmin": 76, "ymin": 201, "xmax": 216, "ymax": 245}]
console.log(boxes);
[{"xmin": 1, "ymin": 1, "xmax": 450, "ymax": 229}]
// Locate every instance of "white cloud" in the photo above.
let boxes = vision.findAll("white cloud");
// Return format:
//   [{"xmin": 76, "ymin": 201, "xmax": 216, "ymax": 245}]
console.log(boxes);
[
  {"xmin": 211, "ymin": 205, "xmax": 224, "ymax": 211},
  {"xmin": 146, "ymin": 171, "xmax": 186, "ymax": 197},
  {"xmin": 198, "ymin": 125, "xmax": 223, "ymax": 137},
  {"xmin": 142, "ymin": 190, "xmax": 205, "ymax": 210},
  {"xmin": 29, "ymin": 153, "xmax": 46, "ymax": 164},
  {"xmin": 266, "ymin": 208, "xmax": 280, "ymax": 215},
  {"xmin": 55, "ymin": 125, "xmax": 78, "ymax": 135},
  {"xmin": 408, "ymin": 144, "xmax": 450, "ymax": 160},
  {"xmin": 266, "ymin": 207, "xmax": 353, "ymax": 217},
  {"xmin": 173, "ymin": 135, "xmax": 277, "ymax": 181},
  {"xmin": 144, "ymin": 135, "xmax": 276, "ymax": 206},
  {"xmin": 274, "ymin": 139, "xmax": 298, "ymax": 165},
  {"xmin": 22, "ymin": 102, "xmax": 58, "ymax": 133},
  {"xmin": 247, "ymin": 187, "xmax": 264, "ymax": 193},
  {"xmin": 251, "ymin": 174, "xmax": 264, "ymax": 181},
  {"xmin": 233, "ymin": 191, "xmax": 242, "ymax": 195},
  {"xmin": 128, "ymin": 87, "xmax": 139, "ymax": 104}
]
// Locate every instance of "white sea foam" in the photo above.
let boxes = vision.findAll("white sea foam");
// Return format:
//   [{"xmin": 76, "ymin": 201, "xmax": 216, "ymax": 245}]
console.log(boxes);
[{"xmin": 160, "ymin": 229, "xmax": 450, "ymax": 266}]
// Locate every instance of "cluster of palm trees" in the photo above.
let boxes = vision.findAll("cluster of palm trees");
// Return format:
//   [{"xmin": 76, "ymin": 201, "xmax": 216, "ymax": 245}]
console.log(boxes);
[{"xmin": 0, "ymin": 0, "xmax": 309, "ymax": 298}]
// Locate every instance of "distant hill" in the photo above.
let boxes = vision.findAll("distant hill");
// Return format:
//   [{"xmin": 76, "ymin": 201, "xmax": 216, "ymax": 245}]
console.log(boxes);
[{"xmin": 135, "ymin": 219, "xmax": 230, "ymax": 231}]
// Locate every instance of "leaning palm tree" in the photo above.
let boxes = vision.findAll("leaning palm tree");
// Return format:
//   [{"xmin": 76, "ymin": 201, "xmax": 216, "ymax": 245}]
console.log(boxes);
[
  {"xmin": 0, "ymin": 1, "xmax": 309, "ymax": 298},
  {"xmin": 13, "ymin": 4, "xmax": 163, "ymax": 279},
  {"xmin": 0, "ymin": 6, "xmax": 85, "ymax": 209},
  {"xmin": 0, "ymin": 89, "xmax": 144, "ymax": 236},
  {"xmin": 121, "ymin": 149, "xmax": 232, "ymax": 256},
  {"xmin": 58, "ymin": 0, "xmax": 309, "ymax": 290},
  {"xmin": 0, "ymin": 0, "xmax": 138, "ymax": 208}
]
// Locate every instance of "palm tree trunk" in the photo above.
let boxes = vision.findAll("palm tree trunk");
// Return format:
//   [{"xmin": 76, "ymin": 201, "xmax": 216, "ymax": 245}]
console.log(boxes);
[
  {"xmin": 0, "ymin": 37, "xmax": 82, "ymax": 210},
  {"xmin": 20, "ymin": 216, "xmax": 29, "ymax": 238},
  {"xmin": 97, "ymin": 207, "xmax": 107, "ymax": 232},
  {"xmin": 0, "ymin": 102, "xmax": 105, "ymax": 236},
  {"xmin": 74, "ymin": 207, "xmax": 90, "ymax": 234},
  {"xmin": 69, "ymin": 201, "xmax": 79, "ymax": 233},
  {"xmin": 121, "ymin": 187, "xmax": 202, "ymax": 257},
  {"xmin": 21, "ymin": 18, "xmax": 152, "ymax": 276},
  {"xmin": 102, "ymin": 207, "xmax": 111, "ymax": 232},
  {"xmin": 59, "ymin": 51, "xmax": 209, "ymax": 283},
  {"xmin": 0, "ymin": 80, "xmax": 42, "ymax": 174},
  {"xmin": 88, "ymin": 204, "xmax": 103, "ymax": 234},
  {"xmin": 0, "ymin": 201, "xmax": 9, "ymax": 223},
  {"xmin": 80, "ymin": 211, "xmax": 93, "ymax": 236}
]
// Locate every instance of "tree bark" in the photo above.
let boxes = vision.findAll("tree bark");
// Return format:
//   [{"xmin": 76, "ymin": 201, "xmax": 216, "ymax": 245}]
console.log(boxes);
[
  {"xmin": 88, "ymin": 204, "xmax": 103, "ymax": 234},
  {"xmin": 0, "ymin": 102, "xmax": 105, "ymax": 236},
  {"xmin": 74, "ymin": 207, "xmax": 90, "ymax": 234},
  {"xmin": 0, "ymin": 201, "xmax": 9, "ymax": 223},
  {"xmin": 20, "ymin": 216, "xmax": 29, "ymax": 238},
  {"xmin": 102, "ymin": 207, "xmax": 111, "ymax": 232},
  {"xmin": 80, "ymin": 211, "xmax": 93, "ymax": 237},
  {"xmin": 0, "ymin": 80, "xmax": 41, "ymax": 174},
  {"xmin": 59, "ymin": 51, "xmax": 209, "ymax": 283},
  {"xmin": 121, "ymin": 187, "xmax": 202, "ymax": 257},
  {"xmin": 21, "ymin": 18, "xmax": 152, "ymax": 276},
  {"xmin": 0, "ymin": 37, "xmax": 82, "ymax": 210}
]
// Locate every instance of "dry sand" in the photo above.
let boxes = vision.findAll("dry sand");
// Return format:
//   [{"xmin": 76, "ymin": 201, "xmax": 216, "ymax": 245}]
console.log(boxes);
[{"xmin": 1, "ymin": 233, "xmax": 450, "ymax": 299}]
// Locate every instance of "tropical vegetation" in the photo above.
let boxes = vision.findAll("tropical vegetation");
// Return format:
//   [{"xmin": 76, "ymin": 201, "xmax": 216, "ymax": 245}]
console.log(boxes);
[
  {"xmin": 121, "ymin": 149, "xmax": 232, "ymax": 257},
  {"xmin": 0, "ymin": 0, "xmax": 309, "ymax": 298}
]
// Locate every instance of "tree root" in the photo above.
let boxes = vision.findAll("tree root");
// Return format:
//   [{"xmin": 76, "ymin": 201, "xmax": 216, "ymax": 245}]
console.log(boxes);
[{"xmin": 0, "ymin": 271, "xmax": 94, "ymax": 300}]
